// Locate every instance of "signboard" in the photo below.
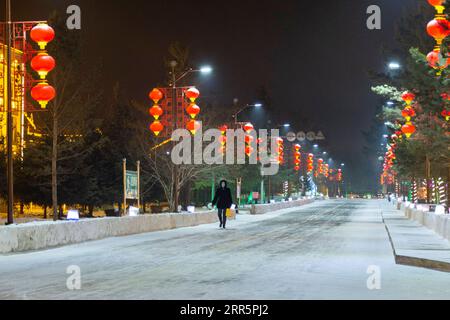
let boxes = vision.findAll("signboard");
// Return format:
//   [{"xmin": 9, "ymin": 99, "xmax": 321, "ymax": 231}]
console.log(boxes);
[
  {"xmin": 287, "ymin": 131, "xmax": 326, "ymax": 142},
  {"xmin": 126, "ymin": 170, "xmax": 138, "ymax": 200}
]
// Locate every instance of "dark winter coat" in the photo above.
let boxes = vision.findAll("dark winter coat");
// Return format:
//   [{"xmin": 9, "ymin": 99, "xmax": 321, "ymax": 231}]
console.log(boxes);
[{"xmin": 212, "ymin": 180, "xmax": 233, "ymax": 209}]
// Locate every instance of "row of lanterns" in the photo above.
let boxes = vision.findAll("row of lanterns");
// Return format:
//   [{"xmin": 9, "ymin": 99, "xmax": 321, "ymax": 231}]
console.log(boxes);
[
  {"xmin": 306, "ymin": 153, "xmax": 314, "ymax": 174},
  {"xmin": 400, "ymin": 92, "xmax": 417, "ymax": 139},
  {"xmin": 276, "ymin": 137, "xmax": 284, "ymax": 165},
  {"xmin": 243, "ymin": 123, "xmax": 254, "ymax": 157},
  {"xmin": 149, "ymin": 87, "xmax": 202, "ymax": 136},
  {"xmin": 426, "ymin": 0, "xmax": 450, "ymax": 74},
  {"xmin": 426, "ymin": 0, "xmax": 450, "ymax": 121},
  {"xmin": 29, "ymin": 23, "xmax": 56, "ymax": 109},
  {"xmin": 293, "ymin": 144, "xmax": 301, "ymax": 171}
]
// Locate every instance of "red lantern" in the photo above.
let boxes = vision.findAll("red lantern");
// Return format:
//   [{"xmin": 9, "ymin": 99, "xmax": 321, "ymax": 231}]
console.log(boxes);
[
  {"xmin": 243, "ymin": 123, "xmax": 254, "ymax": 133},
  {"xmin": 219, "ymin": 125, "xmax": 228, "ymax": 134},
  {"xmin": 427, "ymin": 19, "xmax": 450, "ymax": 44},
  {"xmin": 401, "ymin": 122, "xmax": 416, "ymax": 138},
  {"xmin": 31, "ymin": 52, "xmax": 55, "ymax": 79},
  {"xmin": 149, "ymin": 88, "xmax": 163, "ymax": 103},
  {"xmin": 294, "ymin": 144, "xmax": 301, "ymax": 152},
  {"xmin": 427, "ymin": 50, "xmax": 450, "ymax": 70},
  {"xmin": 428, "ymin": 0, "xmax": 445, "ymax": 7},
  {"xmin": 402, "ymin": 92, "xmax": 415, "ymax": 104},
  {"xmin": 294, "ymin": 166, "xmax": 300, "ymax": 171},
  {"xmin": 187, "ymin": 120, "xmax": 201, "ymax": 135},
  {"xmin": 186, "ymin": 103, "xmax": 201, "ymax": 119},
  {"xmin": 31, "ymin": 82, "xmax": 56, "ymax": 108},
  {"xmin": 149, "ymin": 105, "xmax": 163, "ymax": 120},
  {"xmin": 245, "ymin": 146, "xmax": 254, "ymax": 157},
  {"xmin": 441, "ymin": 109, "xmax": 450, "ymax": 121},
  {"xmin": 30, "ymin": 23, "xmax": 55, "ymax": 50},
  {"xmin": 401, "ymin": 108, "xmax": 416, "ymax": 121},
  {"xmin": 186, "ymin": 88, "xmax": 200, "ymax": 102},
  {"xmin": 150, "ymin": 121, "xmax": 164, "ymax": 136},
  {"xmin": 245, "ymin": 135, "xmax": 254, "ymax": 144}
]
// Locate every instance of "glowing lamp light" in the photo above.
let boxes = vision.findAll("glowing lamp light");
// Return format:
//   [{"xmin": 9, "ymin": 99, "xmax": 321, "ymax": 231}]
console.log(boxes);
[
  {"xmin": 428, "ymin": 0, "xmax": 445, "ymax": 7},
  {"xmin": 294, "ymin": 144, "xmax": 301, "ymax": 151},
  {"xmin": 149, "ymin": 88, "xmax": 163, "ymax": 103},
  {"xmin": 186, "ymin": 88, "xmax": 200, "ymax": 102},
  {"xmin": 149, "ymin": 105, "xmax": 163, "ymax": 120},
  {"xmin": 150, "ymin": 121, "xmax": 164, "ymax": 136},
  {"xmin": 187, "ymin": 120, "xmax": 201, "ymax": 135},
  {"xmin": 31, "ymin": 82, "xmax": 56, "ymax": 108},
  {"xmin": 186, "ymin": 103, "xmax": 201, "ymax": 119},
  {"xmin": 30, "ymin": 23, "xmax": 55, "ymax": 50},
  {"xmin": 31, "ymin": 52, "xmax": 55, "ymax": 79}
]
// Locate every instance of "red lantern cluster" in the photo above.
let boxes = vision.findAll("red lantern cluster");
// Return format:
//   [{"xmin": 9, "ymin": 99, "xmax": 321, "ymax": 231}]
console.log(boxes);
[
  {"xmin": 324, "ymin": 164, "xmax": 330, "ymax": 179},
  {"xmin": 381, "ymin": 142, "xmax": 398, "ymax": 186},
  {"xmin": 30, "ymin": 23, "xmax": 56, "ymax": 109},
  {"xmin": 401, "ymin": 92, "xmax": 417, "ymax": 139},
  {"xmin": 307, "ymin": 153, "xmax": 314, "ymax": 174},
  {"xmin": 293, "ymin": 144, "xmax": 301, "ymax": 171},
  {"xmin": 317, "ymin": 158, "xmax": 324, "ymax": 177},
  {"xmin": 276, "ymin": 137, "xmax": 284, "ymax": 164},
  {"xmin": 244, "ymin": 123, "xmax": 255, "ymax": 157},
  {"xmin": 149, "ymin": 88, "xmax": 164, "ymax": 136},
  {"xmin": 185, "ymin": 88, "xmax": 201, "ymax": 135},
  {"xmin": 219, "ymin": 125, "xmax": 228, "ymax": 154},
  {"xmin": 426, "ymin": 0, "xmax": 450, "ymax": 74}
]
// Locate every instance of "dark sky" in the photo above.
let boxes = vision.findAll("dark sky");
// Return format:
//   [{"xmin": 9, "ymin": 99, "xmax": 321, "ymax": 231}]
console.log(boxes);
[{"xmin": 7, "ymin": 0, "xmax": 420, "ymax": 192}]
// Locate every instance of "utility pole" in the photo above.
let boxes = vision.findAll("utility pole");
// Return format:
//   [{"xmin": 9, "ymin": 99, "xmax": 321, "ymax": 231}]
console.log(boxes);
[
  {"xmin": 170, "ymin": 61, "xmax": 179, "ymax": 213},
  {"xmin": 6, "ymin": 0, "xmax": 14, "ymax": 225}
]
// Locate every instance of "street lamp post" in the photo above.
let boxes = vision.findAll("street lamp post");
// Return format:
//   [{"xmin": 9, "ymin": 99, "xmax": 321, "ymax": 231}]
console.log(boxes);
[
  {"xmin": 168, "ymin": 61, "xmax": 212, "ymax": 212},
  {"xmin": 5, "ymin": 0, "xmax": 14, "ymax": 225}
]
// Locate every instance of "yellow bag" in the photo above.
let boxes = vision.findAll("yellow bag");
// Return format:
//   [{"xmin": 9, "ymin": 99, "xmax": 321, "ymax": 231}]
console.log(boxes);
[{"xmin": 226, "ymin": 208, "xmax": 233, "ymax": 218}]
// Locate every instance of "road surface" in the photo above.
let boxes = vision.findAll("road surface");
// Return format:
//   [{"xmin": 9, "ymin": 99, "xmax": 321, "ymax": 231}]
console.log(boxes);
[{"xmin": 1, "ymin": 200, "xmax": 450, "ymax": 300}]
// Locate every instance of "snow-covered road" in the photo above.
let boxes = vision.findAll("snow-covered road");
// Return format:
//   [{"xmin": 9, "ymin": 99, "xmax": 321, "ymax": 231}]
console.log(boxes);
[{"xmin": 1, "ymin": 200, "xmax": 449, "ymax": 300}]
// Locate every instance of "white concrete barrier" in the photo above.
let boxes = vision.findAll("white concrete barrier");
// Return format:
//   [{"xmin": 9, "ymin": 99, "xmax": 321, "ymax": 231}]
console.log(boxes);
[
  {"xmin": 404, "ymin": 206, "xmax": 450, "ymax": 241},
  {"xmin": 0, "ymin": 211, "xmax": 218, "ymax": 254},
  {"xmin": 250, "ymin": 199, "xmax": 314, "ymax": 215}
]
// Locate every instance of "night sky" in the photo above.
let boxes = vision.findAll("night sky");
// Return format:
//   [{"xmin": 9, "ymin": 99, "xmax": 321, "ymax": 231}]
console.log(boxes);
[{"xmin": 6, "ymin": 0, "xmax": 421, "ymax": 192}]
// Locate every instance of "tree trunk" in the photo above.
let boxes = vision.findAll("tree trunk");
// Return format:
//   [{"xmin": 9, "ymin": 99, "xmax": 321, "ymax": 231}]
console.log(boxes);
[
  {"xmin": 88, "ymin": 205, "xmax": 94, "ymax": 218},
  {"xmin": 52, "ymin": 115, "xmax": 58, "ymax": 221}
]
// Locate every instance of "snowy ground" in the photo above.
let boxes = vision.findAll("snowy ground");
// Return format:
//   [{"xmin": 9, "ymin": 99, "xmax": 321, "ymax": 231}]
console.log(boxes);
[{"xmin": 0, "ymin": 199, "xmax": 449, "ymax": 300}]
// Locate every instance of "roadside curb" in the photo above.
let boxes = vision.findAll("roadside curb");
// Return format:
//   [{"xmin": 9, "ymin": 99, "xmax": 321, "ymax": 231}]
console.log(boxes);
[{"xmin": 382, "ymin": 210, "xmax": 450, "ymax": 273}]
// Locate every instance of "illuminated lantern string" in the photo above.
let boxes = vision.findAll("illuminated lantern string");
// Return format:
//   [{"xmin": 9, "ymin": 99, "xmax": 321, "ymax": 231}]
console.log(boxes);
[{"xmin": 149, "ymin": 88, "xmax": 164, "ymax": 136}]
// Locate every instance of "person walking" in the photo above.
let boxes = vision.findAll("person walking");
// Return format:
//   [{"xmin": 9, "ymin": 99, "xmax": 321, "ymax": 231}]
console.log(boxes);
[{"xmin": 212, "ymin": 180, "xmax": 233, "ymax": 229}]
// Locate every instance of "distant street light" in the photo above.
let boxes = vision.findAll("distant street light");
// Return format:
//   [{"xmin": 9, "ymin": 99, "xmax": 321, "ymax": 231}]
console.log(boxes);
[
  {"xmin": 341, "ymin": 163, "xmax": 345, "ymax": 167},
  {"xmin": 388, "ymin": 62, "xmax": 401, "ymax": 70},
  {"xmin": 387, "ymin": 101, "xmax": 395, "ymax": 106},
  {"xmin": 313, "ymin": 144, "xmax": 319, "ymax": 148}
]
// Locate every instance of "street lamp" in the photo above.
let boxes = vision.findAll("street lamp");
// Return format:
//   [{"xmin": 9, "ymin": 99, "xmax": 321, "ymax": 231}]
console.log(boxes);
[
  {"xmin": 388, "ymin": 62, "xmax": 401, "ymax": 70},
  {"xmin": 233, "ymin": 103, "xmax": 263, "ymax": 125},
  {"xmin": 170, "ymin": 61, "xmax": 213, "ymax": 87},
  {"xmin": 387, "ymin": 101, "xmax": 395, "ymax": 106}
]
